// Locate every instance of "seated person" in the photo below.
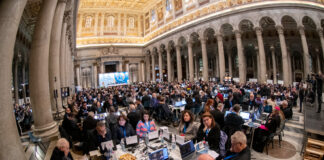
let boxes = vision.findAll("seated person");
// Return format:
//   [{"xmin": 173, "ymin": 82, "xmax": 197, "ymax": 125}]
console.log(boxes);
[
  {"xmin": 62, "ymin": 108, "xmax": 82, "ymax": 141},
  {"xmin": 196, "ymin": 112, "xmax": 220, "ymax": 152},
  {"xmin": 50, "ymin": 138, "xmax": 73, "ymax": 160},
  {"xmin": 178, "ymin": 110, "xmax": 198, "ymax": 141},
  {"xmin": 243, "ymin": 93, "xmax": 257, "ymax": 111},
  {"xmin": 224, "ymin": 131, "xmax": 250, "ymax": 160},
  {"xmin": 87, "ymin": 121, "xmax": 112, "ymax": 153},
  {"xmin": 77, "ymin": 102, "xmax": 89, "ymax": 120},
  {"xmin": 281, "ymin": 100, "xmax": 292, "ymax": 119},
  {"xmin": 252, "ymin": 106, "xmax": 281, "ymax": 153},
  {"xmin": 224, "ymin": 104, "xmax": 244, "ymax": 134},
  {"xmin": 214, "ymin": 103, "xmax": 225, "ymax": 129},
  {"xmin": 114, "ymin": 114, "xmax": 136, "ymax": 144},
  {"xmin": 127, "ymin": 103, "xmax": 141, "ymax": 130},
  {"xmin": 136, "ymin": 110, "xmax": 157, "ymax": 138},
  {"xmin": 82, "ymin": 112, "xmax": 98, "ymax": 136}
]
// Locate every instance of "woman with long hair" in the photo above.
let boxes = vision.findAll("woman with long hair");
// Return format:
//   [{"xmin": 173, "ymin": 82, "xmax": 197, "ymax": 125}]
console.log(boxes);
[{"xmin": 178, "ymin": 110, "xmax": 198, "ymax": 141}]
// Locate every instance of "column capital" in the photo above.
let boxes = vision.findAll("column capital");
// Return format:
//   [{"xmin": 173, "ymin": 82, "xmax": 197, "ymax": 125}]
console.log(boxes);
[
  {"xmin": 166, "ymin": 47, "xmax": 172, "ymax": 53},
  {"xmin": 188, "ymin": 41, "xmax": 193, "ymax": 47},
  {"xmin": 199, "ymin": 37, "xmax": 207, "ymax": 44},
  {"xmin": 215, "ymin": 34, "xmax": 223, "ymax": 41},
  {"xmin": 254, "ymin": 46, "xmax": 259, "ymax": 51},
  {"xmin": 234, "ymin": 30, "xmax": 242, "ymax": 38},
  {"xmin": 275, "ymin": 25, "xmax": 284, "ymax": 35},
  {"xmin": 298, "ymin": 25, "xmax": 305, "ymax": 35},
  {"xmin": 270, "ymin": 45, "xmax": 275, "ymax": 52},
  {"xmin": 317, "ymin": 28, "xmax": 323, "ymax": 37},
  {"xmin": 255, "ymin": 27, "xmax": 263, "ymax": 35},
  {"xmin": 175, "ymin": 44, "xmax": 181, "ymax": 49}
]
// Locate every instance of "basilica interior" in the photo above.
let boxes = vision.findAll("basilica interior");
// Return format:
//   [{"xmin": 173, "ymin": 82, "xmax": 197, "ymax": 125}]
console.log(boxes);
[{"xmin": 1, "ymin": 0, "xmax": 324, "ymax": 160}]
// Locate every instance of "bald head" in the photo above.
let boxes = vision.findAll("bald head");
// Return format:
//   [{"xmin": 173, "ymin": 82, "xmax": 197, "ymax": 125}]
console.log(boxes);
[{"xmin": 197, "ymin": 154, "xmax": 214, "ymax": 160}]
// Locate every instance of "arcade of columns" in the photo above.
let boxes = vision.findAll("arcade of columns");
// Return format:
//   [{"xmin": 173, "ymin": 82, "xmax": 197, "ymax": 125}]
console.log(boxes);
[
  {"xmin": 0, "ymin": 0, "xmax": 77, "ymax": 159},
  {"xmin": 144, "ymin": 8, "xmax": 324, "ymax": 86}
]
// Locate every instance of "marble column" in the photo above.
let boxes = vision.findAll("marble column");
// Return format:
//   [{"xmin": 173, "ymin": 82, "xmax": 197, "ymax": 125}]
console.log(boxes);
[
  {"xmin": 228, "ymin": 48, "xmax": 233, "ymax": 77},
  {"xmin": 317, "ymin": 49, "xmax": 322, "ymax": 74},
  {"xmin": 14, "ymin": 58, "xmax": 19, "ymax": 104},
  {"xmin": 195, "ymin": 56, "xmax": 199, "ymax": 80},
  {"xmin": 49, "ymin": 0, "xmax": 66, "ymax": 113},
  {"xmin": 152, "ymin": 53, "xmax": 156, "ymax": 82},
  {"xmin": 299, "ymin": 26, "xmax": 311, "ymax": 79},
  {"xmin": 256, "ymin": 47, "xmax": 261, "ymax": 80},
  {"xmin": 29, "ymin": 0, "xmax": 59, "ymax": 140},
  {"xmin": 146, "ymin": 55, "xmax": 151, "ymax": 82},
  {"xmin": 200, "ymin": 38, "xmax": 209, "ymax": 81},
  {"xmin": 235, "ymin": 30, "xmax": 246, "ymax": 83},
  {"xmin": 125, "ymin": 61, "xmax": 129, "ymax": 73},
  {"xmin": 22, "ymin": 59, "xmax": 27, "ymax": 103},
  {"xmin": 167, "ymin": 48, "xmax": 172, "ymax": 82},
  {"xmin": 141, "ymin": 61, "xmax": 145, "ymax": 82},
  {"xmin": 287, "ymin": 49, "xmax": 292, "ymax": 83},
  {"xmin": 158, "ymin": 50, "xmax": 163, "ymax": 81},
  {"xmin": 0, "ymin": 0, "xmax": 27, "ymax": 159},
  {"xmin": 76, "ymin": 65, "xmax": 80, "ymax": 86},
  {"xmin": 187, "ymin": 42, "xmax": 194, "ymax": 82},
  {"xmin": 270, "ymin": 46, "xmax": 277, "ymax": 84},
  {"xmin": 176, "ymin": 45, "xmax": 182, "ymax": 82},
  {"xmin": 276, "ymin": 25, "xmax": 290, "ymax": 86},
  {"xmin": 119, "ymin": 61, "xmax": 123, "ymax": 72},
  {"xmin": 93, "ymin": 63, "xmax": 97, "ymax": 88},
  {"xmin": 318, "ymin": 28, "xmax": 324, "ymax": 58},
  {"xmin": 185, "ymin": 57, "xmax": 189, "ymax": 80},
  {"xmin": 101, "ymin": 62, "xmax": 105, "ymax": 73},
  {"xmin": 255, "ymin": 27, "xmax": 267, "ymax": 83},
  {"xmin": 60, "ymin": 22, "xmax": 67, "ymax": 88},
  {"xmin": 216, "ymin": 34, "xmax": 226, "ymax": 82}
]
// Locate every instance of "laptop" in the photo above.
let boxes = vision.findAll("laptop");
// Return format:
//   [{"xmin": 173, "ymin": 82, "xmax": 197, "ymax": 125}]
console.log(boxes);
[
  {"xmin": 174, "ymin": 101, "xmax": 183, "ymax": 107},
  {"xmin": 149, "ymin": 148, "xmax": 169, "ymax": 160},
  {"xmin": 239, "ymin": 112, "xmax": 250, "ymax": 121},
  {"xmin": 224, "ymin": 111, "xmax": 232, "ymax": 117},
  {"xmin": 179, "ymin": 141, "xmax": 196, "ymax": 160}
]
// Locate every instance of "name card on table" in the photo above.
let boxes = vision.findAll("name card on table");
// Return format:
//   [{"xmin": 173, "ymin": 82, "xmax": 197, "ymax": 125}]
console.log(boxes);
[
  {"xmin": 162, "ymin": 131, "xmax": 170, "ymax": 140},
  {"xmin": 208, "ymin": 150, "xmax": 219, "ymax": 159},
  {"xmin": 126, "ymin": 135, "xmax": 138, "ymax": 145},
  {"xmin": 278, "ymin": 80, "xmax": 284, "ymax": 85},
  {"xmin": 148, "ymin": 130, "xmax": 159, "ymax": 140},
  {"xmin": 176, "ymin": 135, "xmax": 185, "ymax": 145},
  {"xmin": 267, "ymin": 80, "xmax": 273, "ymax": 84},
  {"xmin": 101, "ymin": 140, "xmax": 114, "ymax": 150}
]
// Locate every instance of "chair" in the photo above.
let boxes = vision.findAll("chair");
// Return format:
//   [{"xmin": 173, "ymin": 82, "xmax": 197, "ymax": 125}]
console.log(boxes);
[{"xmin": 265, "ymin": 119, "xmax": 287, "ymax": 154}]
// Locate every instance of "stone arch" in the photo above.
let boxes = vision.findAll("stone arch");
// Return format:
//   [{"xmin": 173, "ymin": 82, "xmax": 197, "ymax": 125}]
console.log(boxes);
[
  {"xmin": 302, "ymin": 16, "xmax": 317, "ymax": 30},
  {"xmin": 281, "ymin": 15, "xmax": 298, "ymax": 29},
  {"xmin": 220, "ymin": 23, "xmax": 234, "ymax": 36}
]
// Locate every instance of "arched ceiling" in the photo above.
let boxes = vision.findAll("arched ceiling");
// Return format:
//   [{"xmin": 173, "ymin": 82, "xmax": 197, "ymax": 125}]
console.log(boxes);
[{"xmin": 79, "ymin": 0, "xmax": 158, "ymax": 13}]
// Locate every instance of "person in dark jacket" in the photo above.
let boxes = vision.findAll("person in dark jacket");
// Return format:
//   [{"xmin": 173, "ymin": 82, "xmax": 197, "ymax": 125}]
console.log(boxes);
[
  {"xmin": 87, "ymin": 121, "xmax": 112, "ymax": 153},
  {"xmin": 82, "ymin": 112, "xmax": 98, "ymax": 134},
  {"xmin": 196, "ymin": 112, "xmax": 220, "ymax": 152},
  {"xmin": 113, "ymin": 114, "xmax": 136, "ymax": 144},
  {"xmin": 224, "ymin": 94, "xmax": 234, "ymax": 110},
  {"xmin": 50, "ymin": 138, "xmax": 74, "ymax": 160},
  {"xmin": 224, "ymin": 131, "xmax": 251, "ymax": 160},
  {"xmin": 316, "ymin": 74, "xmax": 323, "ymax": 113},
  {"xmin": 224, "ymin": 104, "xmax": 244, "ymax": 132},
  {"xmin": 214, "ymin": 103, "xmax": 225, "ymax": 129},
  {"xmin": 127, "ymin": 103, "xmax": 141, "ymax": 130},
  {"xmin": 299, "ymin": 87, "xmax": 305, "ymax": 113}
]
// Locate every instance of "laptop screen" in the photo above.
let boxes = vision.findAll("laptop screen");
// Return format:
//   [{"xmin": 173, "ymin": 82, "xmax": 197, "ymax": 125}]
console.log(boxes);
[
  {"xmin": 149, "ymin": 148, "xmax": 169, "ymax": 160},
  {"xmin": 225, "ymin": 111, "xmax": 232, "ymax": 117},
  {"xmin": 179, "ymin": 141, "xmax": 195, "ymax": 159},
  {"xmin": 240, "ymin": 112, "xmax": 250, "ymax": 120}
]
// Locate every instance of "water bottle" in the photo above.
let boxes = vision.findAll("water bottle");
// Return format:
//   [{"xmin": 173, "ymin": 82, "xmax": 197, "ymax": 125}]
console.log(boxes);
[
  {"xmin": 204, "ymin": 141, "xmax": 209, "ymax": 151},
  {"xmin": 160, "ymin": 132, "xmax": 164, "ymax": 144},
  {"xmin": 171, "ymin": 135, "xmax": 176, "ymax": 150},
  {"xmin": 144, "ymin": 133, "xmax": 149, "ymax": 146},
  {"xmin": 120, "ymin": 138, "xmax": 126, "ymax": 152}
]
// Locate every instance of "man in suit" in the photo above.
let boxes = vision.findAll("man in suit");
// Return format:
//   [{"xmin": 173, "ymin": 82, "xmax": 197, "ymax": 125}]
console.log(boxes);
[
  {"xmin": 87, "ymin": 121, "xmax": 112, "ymax": 153},
  {"xmin": 316, "ymin": 74, "xmax": 323, "ymax": 113}
]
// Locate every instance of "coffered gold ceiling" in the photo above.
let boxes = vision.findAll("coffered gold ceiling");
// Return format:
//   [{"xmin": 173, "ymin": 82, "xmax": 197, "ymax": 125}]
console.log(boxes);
[{"xmin": 79, "ymin": 0, "xmax": 157, "ymax": 12}]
